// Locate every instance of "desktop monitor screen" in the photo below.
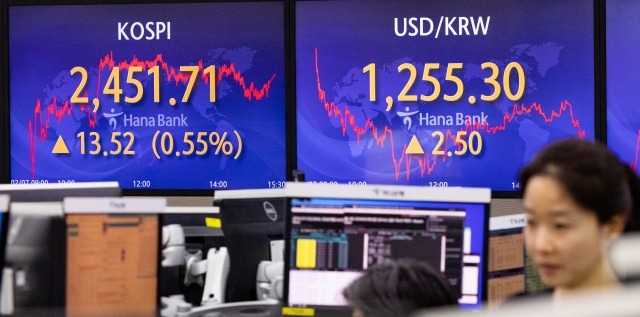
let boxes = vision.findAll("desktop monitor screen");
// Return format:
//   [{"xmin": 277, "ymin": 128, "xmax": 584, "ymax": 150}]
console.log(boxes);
[
  {"xmin": 6, "ymin": 1, "xmax": 285, "ymax": 190},
  {"xmin": 295, "ymin": 0, "xmax": 595, "ymax": 191},
  {"xmin": 283, "ymin": 184, "xmax": 490, "ymax": 312},
  {"xmin": 64, "ymin": 197, "xmax": 163, "ymax": 317},
  {"xmin": 0, "ymin": 196, "xmax": 9, "ymax": 290}
]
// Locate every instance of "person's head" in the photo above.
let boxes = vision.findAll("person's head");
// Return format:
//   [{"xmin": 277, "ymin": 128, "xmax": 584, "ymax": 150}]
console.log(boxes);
[
  {"xmin": 342, "ymin": 258, "xmax": 457, "ymax": 317},
  {"xmin": 519, "ymin": 138, "xmax": 640, "ymax": 291}
]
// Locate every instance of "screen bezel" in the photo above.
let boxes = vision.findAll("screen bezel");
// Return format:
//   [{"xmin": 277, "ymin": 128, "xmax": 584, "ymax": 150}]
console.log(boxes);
[
  {"xmin": 282, "ymin": 195, "xmax": 491, "ymax": 311},
  {"xmin": 1, "ymin": 0, "xmax": 291, "ymax": 195}
]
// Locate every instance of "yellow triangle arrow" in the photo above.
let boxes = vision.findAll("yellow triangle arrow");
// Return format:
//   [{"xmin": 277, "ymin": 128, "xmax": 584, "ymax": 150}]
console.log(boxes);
[
  {"xmin": 52, "ymin": 136, "xmax": 70, "ymax": 154},
  {"xmin": 405, "ymin": 135, "xmax": 425, "ymax": 155}
]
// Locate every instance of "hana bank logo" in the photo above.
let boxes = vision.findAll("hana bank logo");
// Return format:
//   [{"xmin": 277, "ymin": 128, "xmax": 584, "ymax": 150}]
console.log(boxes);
[{"xmin": 103, "ymin": 107, "xmax": 124, "ymax": 131}]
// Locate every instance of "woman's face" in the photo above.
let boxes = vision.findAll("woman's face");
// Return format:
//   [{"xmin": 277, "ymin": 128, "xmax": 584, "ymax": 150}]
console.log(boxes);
[{"xmin": 523, "ymin": 175, "xmax": 612, "ymax": 289}]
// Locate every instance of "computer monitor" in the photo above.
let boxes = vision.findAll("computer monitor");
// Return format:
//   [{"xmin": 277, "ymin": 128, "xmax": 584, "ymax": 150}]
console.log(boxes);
[
  {"xmin": 282, "ymin": 183, "xmax": 490, "ymax": 315},
  {"xmin": 487, "ymin": 214, "xmax": 544, "ymax": 307},
  {"xmin": 6, "ymin": 202, "xmax": 66, "ymax": 310},
  {"xmin": 4, "ymin": 0, "xmax": 286, "ymax": 192},
  {"xmin": 214, "ymin": 189, "xmax": 287, "ymax": 302},
  {"xmin": 63, "ymin": 197, "xmax": 164, "ymax": 317},
  {"xmin": 0, "ymin": 182, "xmax": 121, "ymax": 202},
  {"xmin": 2, "ymin": 182, "xmax": 121, "ymax": 311}
]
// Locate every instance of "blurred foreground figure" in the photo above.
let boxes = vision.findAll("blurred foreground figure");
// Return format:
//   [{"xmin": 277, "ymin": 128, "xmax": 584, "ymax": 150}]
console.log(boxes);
[{"xmin": 519, "ymin": 138, "xmax": 640, "ymax": 300}]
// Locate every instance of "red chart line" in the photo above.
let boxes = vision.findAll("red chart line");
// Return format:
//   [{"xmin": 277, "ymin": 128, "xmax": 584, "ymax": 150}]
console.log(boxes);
[
  {"xmin": 313, "ymin": 48, "xmax": 586, "ymax": 181},
  {"xmin": 27, "ymin": 52, "xmax": 277, "ymax": 178},
  {"xmin": 97, "ymin": 52, "xmax": 276, "ymax": 101}
]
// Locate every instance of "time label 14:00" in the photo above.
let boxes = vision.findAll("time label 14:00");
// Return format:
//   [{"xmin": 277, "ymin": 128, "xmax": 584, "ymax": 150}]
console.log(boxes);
[{"xmin": 75, "ymin": 130, "xmax": 243, "ymax": 160}]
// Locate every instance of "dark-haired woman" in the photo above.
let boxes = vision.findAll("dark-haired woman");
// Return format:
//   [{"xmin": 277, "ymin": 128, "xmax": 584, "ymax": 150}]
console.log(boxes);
[
  {"xmin": 519, "ymin": 138, "xmax": 640, "ymax": 299},
  {"xmin": 342, "ymin": 258, "xmax": 458, "ymax": 317}
]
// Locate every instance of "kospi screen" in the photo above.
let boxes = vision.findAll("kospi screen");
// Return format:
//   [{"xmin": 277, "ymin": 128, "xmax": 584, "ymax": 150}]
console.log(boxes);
[
  {"xmin": 295, "ymin": 0, "xmax": 595, "ymax": 190},
  {"xmin": 8, "ymin": 2, "xmax": 285, "ymax": 190},
  {"xmin": 607, "ymin": 0, "xmax": 640, "ymax": 171}
]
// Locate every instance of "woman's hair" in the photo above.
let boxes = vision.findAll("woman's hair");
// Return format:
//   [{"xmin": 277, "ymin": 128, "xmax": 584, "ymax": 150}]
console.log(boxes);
[
  {"xmin": 342, "ymin": 258, "xmax": 457, "ymax": 317},
  {"xmin": 519, "ymin": 138, "xmax": 640, "ymax": 232}
]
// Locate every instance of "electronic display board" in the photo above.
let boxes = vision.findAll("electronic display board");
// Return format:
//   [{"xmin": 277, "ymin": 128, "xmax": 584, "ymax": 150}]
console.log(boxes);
[{"xmin": 296, "ymin": 0, "xmax": 595, "ymax": 191}]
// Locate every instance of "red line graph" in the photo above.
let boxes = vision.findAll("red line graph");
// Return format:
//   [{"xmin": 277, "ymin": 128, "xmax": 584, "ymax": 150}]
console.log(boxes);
[
  {"xmin": 27, "ymin": 52, "xmax": 277, "ymax": 178},
  {"xmin": 97, "ymin": 52, "xmax": 276, "ymax": 101},
  {"xmin": 313, "ymin": 48, "xmax": 586, "ymax": 180},
  {"xmin": 28, "ymin": 92, "xmax": 98, "ymax": 179}
]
